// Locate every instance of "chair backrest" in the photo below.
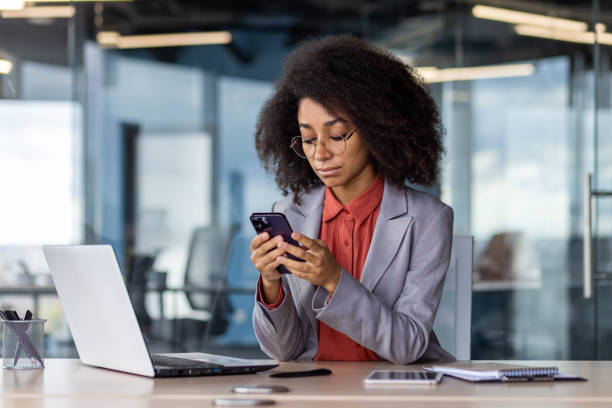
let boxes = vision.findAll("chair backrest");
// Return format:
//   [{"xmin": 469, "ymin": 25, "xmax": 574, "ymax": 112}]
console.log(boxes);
[
  {"xmin": 207, "ymin": 232, "xmax": 261, "ymax": 345},
  {"xmin": 183, "ymin": 224, "xmax": 236, "ymax": 311},
  {"xmin": 433, "ymin": 234, "xmax": 473, "ymax": 360}
]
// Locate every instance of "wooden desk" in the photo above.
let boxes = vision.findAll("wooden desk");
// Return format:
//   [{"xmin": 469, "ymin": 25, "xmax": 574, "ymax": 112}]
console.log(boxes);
[{"xmin": 0, "ymin": 359, "xmax": 607, "ymax": 407}]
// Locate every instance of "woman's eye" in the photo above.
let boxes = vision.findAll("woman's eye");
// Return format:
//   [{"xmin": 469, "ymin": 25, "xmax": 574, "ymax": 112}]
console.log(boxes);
[
  {"xmin": 302, "ymin": 138, "xmax": 317, "ymax": 144},
  {"xmin": 329, "ymin": 135, "xmax": 345, "ymax": 142}
]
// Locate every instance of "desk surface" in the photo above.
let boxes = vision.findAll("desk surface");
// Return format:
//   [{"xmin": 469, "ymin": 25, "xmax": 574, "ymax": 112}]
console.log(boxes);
[{"xmin": 0, "ymin": 359, "xmax": 608, "ymax": 407}]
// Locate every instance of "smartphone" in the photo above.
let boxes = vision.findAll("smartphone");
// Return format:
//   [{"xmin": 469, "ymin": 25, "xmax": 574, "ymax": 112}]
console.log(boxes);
[
  {"xmin": 363, "ymin": 370, "xmax": 443, "ymax": 385},
  {"xmin": 250, "ymin": 212, "xmax": 305, "ymax": 274}
]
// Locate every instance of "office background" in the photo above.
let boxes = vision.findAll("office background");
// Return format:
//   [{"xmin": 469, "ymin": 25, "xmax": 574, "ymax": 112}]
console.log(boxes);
[{"xmin": 0, "ymin": 0, "xmax": 611, "ymax": 361}]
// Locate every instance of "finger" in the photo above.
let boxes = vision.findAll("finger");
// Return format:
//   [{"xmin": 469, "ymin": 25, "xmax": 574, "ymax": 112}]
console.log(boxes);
[
  {"xmin": 263, "ymin": 247, "xmax": 289, "ymax": 266},
  {"xmin": 254, "ymin": 246, "xmax": 286, "ymax": 271},
  {"xmin": 291, "ymin": 232, "xmax": 320, "ymax": 251},
  {"xmin": 250, "ymin": 232, "xmax": 270, "ymax": 251},
  {"xmin": 283, "ymin": 267, "xmax": 308, "ymax": 280},
  {"xmin": 314, "ymin": 239, "xmax": 328, "ymax": 249},
  {"xmin": 253, "ymin": 235, "xmax": 285, "ymax": 258},
  {"xmin": 277, "ymin": 255, "xmax": 309, "ymax": 273},
  {"xmin": 277, "ymin": 241, "xmax": 312, "ymax": 262},
  {"xmin": 262, "ymin": 262, "xmax": 282, "ymax": 278}
]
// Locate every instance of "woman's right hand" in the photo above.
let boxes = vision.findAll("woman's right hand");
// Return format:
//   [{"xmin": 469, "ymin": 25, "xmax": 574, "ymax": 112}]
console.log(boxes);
[{"xmin": 249, "ymin": 232, "xmax": 285, "ymax": 303}]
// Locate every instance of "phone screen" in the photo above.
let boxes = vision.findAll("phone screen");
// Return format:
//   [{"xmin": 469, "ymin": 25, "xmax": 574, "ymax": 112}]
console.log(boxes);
[{"xmin": 250, "ymin": 212, "xmax": 305, "ymax": 274}]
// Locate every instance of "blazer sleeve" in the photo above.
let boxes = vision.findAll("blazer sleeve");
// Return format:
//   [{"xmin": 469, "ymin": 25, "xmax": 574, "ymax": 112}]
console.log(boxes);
[
  {"xmin": 311, "ymin": 205, "xmax": 453, "ymax": 365},
  {"xmin": 252, "ymin": 277, "xmax": 306, "ymax": 361},
  {"xmin": 251, "ymin": 202, "xmax": 307, "ymax": 361}
]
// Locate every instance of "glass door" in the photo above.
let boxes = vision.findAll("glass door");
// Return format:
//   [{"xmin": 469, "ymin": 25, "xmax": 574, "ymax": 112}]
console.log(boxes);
[{"xmin": 587, "ymin": 0, "xmax": 612, "ymax": 359}]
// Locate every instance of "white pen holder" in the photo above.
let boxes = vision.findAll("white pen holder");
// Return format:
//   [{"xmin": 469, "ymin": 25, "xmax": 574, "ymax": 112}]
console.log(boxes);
[{"xmin": 2, "ymin": 319, "xmax": 46, "ymax": 369}]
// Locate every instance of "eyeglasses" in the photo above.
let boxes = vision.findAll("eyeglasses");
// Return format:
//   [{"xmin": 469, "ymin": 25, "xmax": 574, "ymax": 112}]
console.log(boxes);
[{"xmin": 290, "ymin": 130, "xmax": 356, "ymax": 159}]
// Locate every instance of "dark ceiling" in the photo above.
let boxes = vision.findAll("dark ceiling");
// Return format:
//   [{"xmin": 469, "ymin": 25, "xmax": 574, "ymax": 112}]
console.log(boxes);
[
  {"xmin": 0, "ymin": 0, "xmax": 608, "ymax": 69},
  {"xmin": 96, "ymin": 0, "xmax": 601, "ymax": 43}
]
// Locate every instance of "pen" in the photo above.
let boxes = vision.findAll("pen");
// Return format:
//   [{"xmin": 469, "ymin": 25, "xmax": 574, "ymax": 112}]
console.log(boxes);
[
  {"xmin": 269, "ymin": 368, "xmax": 332, "ymax": 378},
  {"xmin": 14, "ymin": 310, "xmax": 34, "ymax": 365}
]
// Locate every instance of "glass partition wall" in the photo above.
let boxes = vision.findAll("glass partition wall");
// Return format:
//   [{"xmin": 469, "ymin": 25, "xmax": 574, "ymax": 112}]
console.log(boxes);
[
  {"xmin": 0, "ymin": 10, "xmax": 82, "ymax": 356},
  {"xmin": 399, "ymin": 0, "xmax": 609, "ymax": 359},
  {"xmin": 1, "ymin": 1, "xmax": 610, "ymax": 360}
]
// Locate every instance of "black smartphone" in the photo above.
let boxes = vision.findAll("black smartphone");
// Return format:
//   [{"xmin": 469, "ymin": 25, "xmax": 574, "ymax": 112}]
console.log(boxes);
[{"xmin": 250, "ymin": 212, "xmax": 305, "ymax": 274}]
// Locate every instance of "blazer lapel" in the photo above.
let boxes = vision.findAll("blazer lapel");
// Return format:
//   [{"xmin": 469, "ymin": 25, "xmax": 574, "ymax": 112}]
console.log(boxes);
[
  {"xmin": 282, "ymin": 186, "xmax": 325, "ymax": 332},
  {"xmin": 360, "ymin": 182, "xmax": 413, "ymax": 292},
  {"xmin": 290, "ymin": 186, "xmax": 325, "ymax": 242}
]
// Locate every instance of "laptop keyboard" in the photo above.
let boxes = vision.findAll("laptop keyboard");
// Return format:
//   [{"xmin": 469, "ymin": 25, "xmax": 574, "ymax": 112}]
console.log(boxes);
[{"xmin": 152, "ymin": 354, "xmax": 223, "ymax": 369}]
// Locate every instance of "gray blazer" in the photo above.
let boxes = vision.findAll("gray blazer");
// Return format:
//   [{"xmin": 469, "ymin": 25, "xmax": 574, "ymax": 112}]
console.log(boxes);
[{"xmin": 252, "ymin": 180, "xmax": 455, "ymax": 364}]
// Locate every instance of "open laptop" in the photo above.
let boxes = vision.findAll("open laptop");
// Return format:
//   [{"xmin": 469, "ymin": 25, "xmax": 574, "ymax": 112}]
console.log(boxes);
[{"xmin": 43, "ymin": 245, "xmax": 278, "ymax": 377}]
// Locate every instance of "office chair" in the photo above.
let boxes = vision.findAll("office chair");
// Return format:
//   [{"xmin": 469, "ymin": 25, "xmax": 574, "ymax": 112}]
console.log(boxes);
[
  {"xmin": 177, "ymin": 224, "xmax": 237, "ymax": 349},
  {"xmin": 433, "ymin": 234, "xmax": 473, "ymax": 360},
  {"xmin": 207, "ymin": 232, "xmax": 261, "ymax": 346}
]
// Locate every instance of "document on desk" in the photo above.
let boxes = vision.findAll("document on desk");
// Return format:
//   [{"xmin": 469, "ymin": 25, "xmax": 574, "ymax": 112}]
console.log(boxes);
[{"xmin": 423, "ymin": 363, "xmax": 587, "ymax": 382}]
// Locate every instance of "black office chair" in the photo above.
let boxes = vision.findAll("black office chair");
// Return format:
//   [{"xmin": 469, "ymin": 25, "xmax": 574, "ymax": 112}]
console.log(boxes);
[{"xmin": 176, "ymin": 224, "xmax": 237, "ymax": 349}]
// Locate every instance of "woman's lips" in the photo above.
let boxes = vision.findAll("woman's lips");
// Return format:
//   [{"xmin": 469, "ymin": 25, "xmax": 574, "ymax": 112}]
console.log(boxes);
[{"xmin": 317, "ymin": 167, "xmax": 340, "ymax": 177}]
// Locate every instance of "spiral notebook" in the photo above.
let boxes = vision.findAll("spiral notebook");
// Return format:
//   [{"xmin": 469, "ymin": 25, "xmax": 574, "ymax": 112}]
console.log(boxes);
[{"xmin": 423, "ymin": 363, "xmax": 587, "ymax": 382}]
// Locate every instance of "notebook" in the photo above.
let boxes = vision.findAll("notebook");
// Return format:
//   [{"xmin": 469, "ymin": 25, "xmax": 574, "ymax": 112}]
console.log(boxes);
[{"xmin": 424, "ymin": 363, "xmax": 587, "ymax": 382}]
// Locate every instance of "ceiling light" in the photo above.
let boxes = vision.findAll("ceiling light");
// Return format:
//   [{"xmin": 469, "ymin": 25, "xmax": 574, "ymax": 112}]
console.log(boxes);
[
  {"xmin": 1, "ymin": 5, "xmax": 75, "ymax": 18},
  {"xmin": 98, "ymin": 31, "xmax": 232, "ymax": 49},
  {"xmin": 96, "ymin": 31, "xmax": 120, "ymax": 46},
  {"xmin": 416, "ymin": 63, "xmax": 535, "ymax": 83},
  {"xmin": 0, "ymin": 0, "xmax": 24, "ymax": 10},
  {"xmin": 515, "ymin": 24, "xmax": 612, "ymax": 46},
  {"xmin": 0, "ymin": 59, "xmax": 13, "ymax": 74},
  {"xmin": 473, "ymin": 4, "xmax": 588, "ymax": 32},
  {"xmin": 28, "ymin": 0, "xmax": 131, "ymax": 2}
]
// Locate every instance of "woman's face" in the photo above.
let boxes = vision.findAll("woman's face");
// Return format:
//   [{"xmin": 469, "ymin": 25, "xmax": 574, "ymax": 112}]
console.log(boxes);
[{"xmin": 297, "ymin": 98, "xmax": 375, "ymax": 198}]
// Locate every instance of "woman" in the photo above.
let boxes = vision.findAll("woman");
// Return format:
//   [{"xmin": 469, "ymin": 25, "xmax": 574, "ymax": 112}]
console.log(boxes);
[{"xmin": 250, "ymin": 35, "xmax": 454, "ymax": 364}]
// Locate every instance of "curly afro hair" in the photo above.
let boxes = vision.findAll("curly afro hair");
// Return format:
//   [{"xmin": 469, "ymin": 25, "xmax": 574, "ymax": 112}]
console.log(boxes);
[{"xmin": 254, "ymin": 34, "xmax": 444, "ymax": 200}]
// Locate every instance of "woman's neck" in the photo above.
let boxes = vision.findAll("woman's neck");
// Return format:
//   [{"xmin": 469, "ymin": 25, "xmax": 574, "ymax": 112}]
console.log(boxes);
[{"xmin": 330, "ymin": 165, "xmax": 378, "ymax": 205}]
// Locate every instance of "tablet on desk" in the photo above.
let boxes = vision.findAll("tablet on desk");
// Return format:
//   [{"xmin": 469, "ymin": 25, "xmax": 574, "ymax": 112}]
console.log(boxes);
[{"xmin": 364, "ymin": 370, "xmax": 443, "ymax": 385}]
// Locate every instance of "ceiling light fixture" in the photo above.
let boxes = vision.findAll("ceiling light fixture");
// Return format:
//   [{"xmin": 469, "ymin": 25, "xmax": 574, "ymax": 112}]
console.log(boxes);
[
  {"xmin": 1, "ymin": 5, "xmax": 75, "ymax": 18},
  {"xmin": 30, "ymin": 0, "xmax": 131, "ymax": 2},
  {"xmin": 515, "ymin": 24, "xmax": 612, "ymax": 45},
  {"xmin": 0, "ymin": 0, "xmax": 24, "ymax": 10},
  {"xmin": 97, "ymin": 31, "xmax": 232, "ymax": 49},
  {"xmin": 472, "ymin": 4, "xmax": 588, "ymax": 32},
  {"xmin": 416, "ymin": 63, "xmax": 535, "ymax": 83},
  {"xmin": 96, "ymin": 30, "xmax": 120, "ymax": 46},
  {"xmin": 0, "ymin": 58, "xmax": 13, "ymax": 74}
]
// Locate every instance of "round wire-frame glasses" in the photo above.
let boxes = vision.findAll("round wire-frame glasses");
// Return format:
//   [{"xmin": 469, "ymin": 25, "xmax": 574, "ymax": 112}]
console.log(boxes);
[{"xmin": 289, "ymin": 130, "xmax": 356, "ymax": 159}]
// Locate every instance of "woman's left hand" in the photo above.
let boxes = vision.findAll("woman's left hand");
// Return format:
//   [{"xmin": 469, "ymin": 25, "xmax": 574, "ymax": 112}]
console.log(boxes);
[{"xmin": 276, "ymin": 232, "xmax": 341, "ymax": 295}]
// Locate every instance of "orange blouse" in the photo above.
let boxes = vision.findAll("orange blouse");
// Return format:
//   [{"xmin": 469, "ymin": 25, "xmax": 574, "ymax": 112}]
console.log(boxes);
[
  {"xmin": 259, "ymin": 174, "xmax": 384, "ymax": 361},
  {"xmin": 314, "ymin": 174, "xmax": 383, "ymax": 361}
]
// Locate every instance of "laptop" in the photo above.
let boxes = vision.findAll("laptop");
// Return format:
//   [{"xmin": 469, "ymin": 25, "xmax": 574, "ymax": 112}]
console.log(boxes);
[{"xmin": 43, "ymin": 245, "xmax": 278, "ymax": 377}]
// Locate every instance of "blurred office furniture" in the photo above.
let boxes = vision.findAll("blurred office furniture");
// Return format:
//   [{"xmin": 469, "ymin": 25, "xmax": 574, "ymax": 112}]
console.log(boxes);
[
  {"xmin": 210, "ymin": 232, "xmax": 260, "ymax": 346},
  {"xmin": 0, "ymin": 286, "xmax": 56, "ymax": 317},
  {"xmin": 145, "ymin": 229, "xmax": 260, "ymax": 353},
  {"xmin": 474, "ymin": 231, "xmax": 541, "ymax": 285},
  {"xmin": 172, "ymin": 224, "xmax": 237, "ymax": 349},
  {"xmin": 471, "ymin": 232, "xmax": 544, "ymax": 359},
  {"xmin": 126, "ymin": 252, "xmax": 156, "ymax": 333},
  {"xmin": 434, "ymin": 234, "xmax": 473, "ymax": 360}
]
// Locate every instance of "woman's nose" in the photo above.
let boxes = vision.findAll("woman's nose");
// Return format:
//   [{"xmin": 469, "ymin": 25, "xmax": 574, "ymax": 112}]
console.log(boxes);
[{"xmin": 313, "ymin": 139, "xmax": 332, "ymax": 160}]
